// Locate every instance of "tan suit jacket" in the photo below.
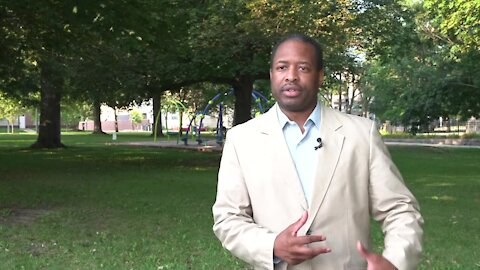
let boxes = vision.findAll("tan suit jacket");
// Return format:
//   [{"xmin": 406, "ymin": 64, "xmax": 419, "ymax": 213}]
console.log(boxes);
[{"xmin": 212, "ymin": 104, "xmax": 423, "ymax": 270}]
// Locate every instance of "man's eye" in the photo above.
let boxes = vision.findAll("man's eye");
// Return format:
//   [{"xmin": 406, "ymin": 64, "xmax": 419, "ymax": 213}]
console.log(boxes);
[
  {"xmin": 276, "ymin": 66, "xmax": 287, "ymax": 71},
  {"xmin": 299, "ymin": 66, "xmax": 309, "ymax": 72}
]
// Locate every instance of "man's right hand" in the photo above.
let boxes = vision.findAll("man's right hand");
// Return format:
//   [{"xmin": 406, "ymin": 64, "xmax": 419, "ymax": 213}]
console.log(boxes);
[{"xmin": 273, "ymin": 211, "xmax": 331, "ymax": 265}]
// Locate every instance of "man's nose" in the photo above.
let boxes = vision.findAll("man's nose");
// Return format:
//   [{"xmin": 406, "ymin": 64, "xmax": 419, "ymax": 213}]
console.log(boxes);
[{"xmin": 285, "ymin": 68, "xmax": 298, "ymax": 82}]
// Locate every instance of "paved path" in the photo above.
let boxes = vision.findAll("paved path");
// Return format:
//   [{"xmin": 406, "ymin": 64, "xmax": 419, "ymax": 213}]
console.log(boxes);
[
  {"xmin": 113, "ymin": 140, "xmax": 223, "ymax": 152},
  {"xmin": 385, "ymin": 141, "xmax": 480, "ymax": 149},
  {"xmin": 115, "ymin": 140, "xmax": 480, "ymax": 151}
]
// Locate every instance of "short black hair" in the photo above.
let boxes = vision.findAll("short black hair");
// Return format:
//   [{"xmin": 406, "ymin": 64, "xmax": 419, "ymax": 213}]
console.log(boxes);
[{"xmin": 270, "ymin": 33, "xmax": 324, "ymax": 70}]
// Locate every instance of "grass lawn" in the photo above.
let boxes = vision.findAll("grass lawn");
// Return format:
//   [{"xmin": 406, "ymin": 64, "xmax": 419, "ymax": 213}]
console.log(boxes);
[{"xmin": 0, "ymin": 132, "xmax": 479, "ymax": 269}]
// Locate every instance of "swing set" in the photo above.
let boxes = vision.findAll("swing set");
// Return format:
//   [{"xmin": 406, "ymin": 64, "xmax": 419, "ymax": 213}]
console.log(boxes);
[{"xmin": 181, "ymin": 89, "xmax": 270, "ymax": 146}]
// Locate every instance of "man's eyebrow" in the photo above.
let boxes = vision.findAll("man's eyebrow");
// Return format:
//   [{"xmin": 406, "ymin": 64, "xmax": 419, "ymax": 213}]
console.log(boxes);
[
  {"xmin": 274, "ymin": 60, "xmax": 312, "ymax": 65},
  {"xmin": 274, "ymin": 60, "xmax": 289, "ymax": 65},
  {"xmin": 297, "ymin": 61, "xmax": 312, "ymax": 65}
]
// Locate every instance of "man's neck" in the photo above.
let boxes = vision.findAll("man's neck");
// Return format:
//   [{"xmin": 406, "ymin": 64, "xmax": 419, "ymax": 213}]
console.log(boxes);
[{"xmin": 282, "ymin": 108, "xmax": 315, "ymax": 134}]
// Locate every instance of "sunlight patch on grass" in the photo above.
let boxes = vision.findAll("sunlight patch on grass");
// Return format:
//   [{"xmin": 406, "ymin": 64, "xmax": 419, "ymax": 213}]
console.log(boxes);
[
  {"xmin": 428, "ymin": 195, "xmax": 456, "ymax": 201},
  {"xmin": 62, "ymin": 132, "xmax": 93, "ymax": 136},
  {"xmin": 192, "ymin": 167, "xmax": 212, "ymax": 171},
  {"xmin": 425, "ymin": 182, "xmax": 456, "ymax": 187},
  {"xmin": 121, "ymin": 156, "xmax": 146, "ymax": 161}
]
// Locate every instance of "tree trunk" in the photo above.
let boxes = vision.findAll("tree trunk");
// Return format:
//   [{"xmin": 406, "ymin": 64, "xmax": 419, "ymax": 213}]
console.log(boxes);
[
  {"xmin": 338, "ymin": 73, "xmax": 342, "ymax": 112},
  {"xmin": 346, "ymin": 73, "xmax": 356, "ymax": 114},
  {"xmin": 92, "ymin": 98, "xmax": 106, "ymax": 134},
  {"xmin": 7, "ymin": 120, "xmax": 13, "ymax": 133},
  {"xmin": 179, "ymin": 89, "xmax": 187, "ymax": 136},
  {"xmin": 362, "ymin": 97, "xmax": 371, "ymax": 118},
  {"xmin": 232, "ymin": 75, "xmax": 254, "ymax": 126},
  {"xmin": 164, "ymin": 111, "xmax": 168, "ymax": 133},
  {"xmin": 31, "ymin": 60, "xmax": 64, "ymax": 149},
  {"xmin": 152, "ymin": 94, "xmax": 164, "ymax": 137},
  {"xmin": 114, "ymin": 107, "xmax": 119, "ymax": 133},
  {"xmin": 330, "ymin": 91, "xmax": 334, "ymax": 108}
]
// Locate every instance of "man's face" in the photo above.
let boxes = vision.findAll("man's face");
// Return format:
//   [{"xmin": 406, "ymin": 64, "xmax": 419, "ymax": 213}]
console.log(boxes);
[{"xmin": 270, "ymin": 40, "xmax": 323, "ymax": 114}]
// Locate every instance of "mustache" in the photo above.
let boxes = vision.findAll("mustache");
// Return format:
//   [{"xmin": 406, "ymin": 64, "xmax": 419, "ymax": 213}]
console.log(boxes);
[{"xmin": 280, "ymin": 84, "xmax": 301, "ymax": 91}]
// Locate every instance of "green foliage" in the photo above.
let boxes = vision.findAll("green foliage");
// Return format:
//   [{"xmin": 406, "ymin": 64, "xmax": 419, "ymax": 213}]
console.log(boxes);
[
  {"xmin": 0, "ymin": 92, "xmax": 26, "ymax": 133},
  {"xmin": 422, "ymin": 0, "xmax": 480, "ymax": 55},
  {"xmin": 129, "ymin": 110, "xmax": 143, "ymax": 125},
  {"xmin": 2, "ymin": 0, "xmax": 479, "ymax": 144},
  {"xmin": 61, "ymin": 98, "xmax": 93, "ymax": 129},
  {"xmin": 362, "ymin": 0, "xmax": 480, "ymax": 127},
  {"xmin": 186, "ymin": 0, "xmax": 361, "ymax": 81}
]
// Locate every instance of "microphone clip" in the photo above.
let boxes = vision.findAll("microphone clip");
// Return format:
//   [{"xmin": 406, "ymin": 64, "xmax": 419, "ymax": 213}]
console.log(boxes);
[{"xmin": 314, "ymin": 137, "xmax": 323, "ymax": 150}]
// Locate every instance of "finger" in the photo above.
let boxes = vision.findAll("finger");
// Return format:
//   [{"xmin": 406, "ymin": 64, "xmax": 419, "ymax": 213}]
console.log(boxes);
[
  {"xmin": 307, "ymin": 246, "xmax": 332, "ymax": 256},
  {"xmin": 295, "ymin": 234, "xmax": 327, "ymax": 245},
  {"xmin": 291, "ymin": 245, "xmax": 332, "ymax": 260},
  {"xmin": 291, "ymin": 211, "xmax": 308, "ymax": 237},
  {"xmin": 356, "ymin": 241, "xmax": 369, "ymax": 259}
]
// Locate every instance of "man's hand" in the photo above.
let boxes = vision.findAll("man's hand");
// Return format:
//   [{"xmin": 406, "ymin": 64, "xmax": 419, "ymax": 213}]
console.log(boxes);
[
  {"xmin": 356, "ymin": 241, "xmax": 397, "ymax": 270},
  {"xmin": 273, "ymin": 211, "xmax": 331, "ymax": 265}
]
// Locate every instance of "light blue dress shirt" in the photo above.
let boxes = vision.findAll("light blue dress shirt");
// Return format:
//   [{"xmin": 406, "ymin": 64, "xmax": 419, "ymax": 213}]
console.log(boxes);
[{"xmin": 276, "ymin": 103, "xmax": 321, "ymax": 207}]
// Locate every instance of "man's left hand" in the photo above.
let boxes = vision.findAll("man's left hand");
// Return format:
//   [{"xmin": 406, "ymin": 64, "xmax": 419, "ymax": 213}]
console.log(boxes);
[{"xmin": 356, "ymin": 241, "xmax": 397, "ymax": 270}]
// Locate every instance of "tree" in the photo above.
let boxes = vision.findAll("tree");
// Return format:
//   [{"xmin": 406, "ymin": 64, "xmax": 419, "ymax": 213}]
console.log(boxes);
[
  {"xmin": 61, "ymin": 98, "xmax": 92, "ymax": 131},
  {"xmin": 0, "ymin": 0, "xmax": 161, "ymax": 147},
  {"xmin": 0, "ymin": 92, "xmax": 25, "ymax": 133},
  {"xmin": 186, "ymin": 0, "xmax": 357, "ymax": 125},
  {"xmin": 130, "ymin": 109, "xmax": 143, "ymax": 131},
  {"xmin": 422, "ymin": 0, "xmax": 480, "ymax": 55},
  {"xmin": 1, "ymin": 1, "xmax": 94, "ymax": 147},
  {"xmin": 363, "ymin": 0, "xmax": 480, "ymax": 130},
  {"xmin": 421, "ymin": 0, "xmax": 480, "ymax": 117}
]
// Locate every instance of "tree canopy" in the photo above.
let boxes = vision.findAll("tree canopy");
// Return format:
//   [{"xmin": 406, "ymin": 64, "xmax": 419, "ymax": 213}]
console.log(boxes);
[{"xmin": 1, "ymin": 0, "xmax": 479, "ymax": 146}]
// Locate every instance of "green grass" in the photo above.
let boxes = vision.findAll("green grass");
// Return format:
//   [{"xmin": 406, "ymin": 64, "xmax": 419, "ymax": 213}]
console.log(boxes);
[
  {"xmin": 0, "ymin": 132, "xmax": 246, "ymax": 270},
  {"xmin": 386, "ymin": 146, "xmax": 480, "ymax": 269},
  {"xmin": 1, "ymin": 133, "xmax": 479, "ymax": 269},
  {"xmin": 0, "ymin": 130, "xmax": 219, "ymax": 147}
]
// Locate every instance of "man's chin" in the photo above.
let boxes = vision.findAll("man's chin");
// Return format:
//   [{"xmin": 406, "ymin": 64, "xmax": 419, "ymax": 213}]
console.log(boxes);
[{"xmin": 278, "ymin": 103, "xmax": 313, "ymax": 113}]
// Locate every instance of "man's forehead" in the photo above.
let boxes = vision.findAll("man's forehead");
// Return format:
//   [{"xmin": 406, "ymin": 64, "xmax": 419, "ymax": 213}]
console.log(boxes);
[{"xmin": 273, "ymin": 40, "xmax": 316, "ymax": 61}]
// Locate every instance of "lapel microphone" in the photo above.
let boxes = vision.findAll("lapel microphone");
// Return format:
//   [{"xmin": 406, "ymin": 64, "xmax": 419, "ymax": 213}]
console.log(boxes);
[{"xmin": 314, "ymin": 137, "xmax": 323, "ymax": 150}]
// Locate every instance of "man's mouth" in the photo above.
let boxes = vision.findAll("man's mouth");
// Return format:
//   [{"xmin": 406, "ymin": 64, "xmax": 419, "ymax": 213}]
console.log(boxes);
[{"xmin": 281, "ymin": 85, "xmax": 301, "ymax": 97}]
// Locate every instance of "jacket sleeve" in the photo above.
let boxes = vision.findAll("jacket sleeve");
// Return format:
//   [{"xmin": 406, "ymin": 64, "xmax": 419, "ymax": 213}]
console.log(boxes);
[
  {"xmin": 212, "ymin": 131, "xmax": 277, "ymax": 270},
  {"xmin": 368, "ymin": 122, "xmax": 424, "ymax": 270}
]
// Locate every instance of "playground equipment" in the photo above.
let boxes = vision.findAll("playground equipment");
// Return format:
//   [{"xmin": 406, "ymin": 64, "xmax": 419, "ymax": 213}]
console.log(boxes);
[{"xmin": 181, "ymin": 89, "xmax": 270, "ymax": 146}]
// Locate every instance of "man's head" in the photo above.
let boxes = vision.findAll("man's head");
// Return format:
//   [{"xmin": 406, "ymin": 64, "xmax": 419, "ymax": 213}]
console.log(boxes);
[
  {"xmin": 270, "ymin": 33, "xmax": 324, "ymax": 71},
  {"xmin": 270, "ymin": 33, "xmax": 324, "ymax": 115}
]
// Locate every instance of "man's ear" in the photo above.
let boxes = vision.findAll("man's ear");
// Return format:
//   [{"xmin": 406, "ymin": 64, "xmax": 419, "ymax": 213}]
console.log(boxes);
[
  {"xmin": 269, "ymin": 68, "xmax": 273, "ymax": 80},
  {"xmin": 318, "ymin": 69, "xmax": 324, "ymax": 85}
]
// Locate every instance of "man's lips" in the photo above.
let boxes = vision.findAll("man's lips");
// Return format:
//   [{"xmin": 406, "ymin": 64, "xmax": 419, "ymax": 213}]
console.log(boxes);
[{"xmin": 281, "ymin": 84, "xmax": 302, "ymax": 97}]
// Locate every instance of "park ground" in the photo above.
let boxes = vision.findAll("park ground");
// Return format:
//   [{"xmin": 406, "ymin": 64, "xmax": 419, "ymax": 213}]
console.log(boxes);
[{"xmin": 0, "ymin": 132, "xmax": 479, "ymax": 269}]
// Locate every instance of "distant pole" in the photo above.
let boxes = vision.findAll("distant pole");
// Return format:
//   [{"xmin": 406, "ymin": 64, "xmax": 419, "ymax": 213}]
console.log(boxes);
[{"xmin": 35, "ymin": 107, "xmax": 39, "ymax": 133}]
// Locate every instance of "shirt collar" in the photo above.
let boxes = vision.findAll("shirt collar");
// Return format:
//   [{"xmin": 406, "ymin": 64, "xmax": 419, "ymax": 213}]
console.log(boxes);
[{"xmin": 276, "ymin": 102, "xmax": 321, "ymax": 129}]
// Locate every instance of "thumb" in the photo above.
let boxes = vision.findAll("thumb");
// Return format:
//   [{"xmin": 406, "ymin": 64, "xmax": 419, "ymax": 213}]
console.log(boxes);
[
  {"xmin": 356, "ymin": 241, "xmax": 370, "ymax": 259},
  {"xmin": 291, "ymin": 211, "xmax": 308, "ymax": 237}
]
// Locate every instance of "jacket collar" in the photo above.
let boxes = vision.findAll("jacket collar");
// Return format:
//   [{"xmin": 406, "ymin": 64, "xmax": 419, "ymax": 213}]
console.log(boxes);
[{"xmin": 256, "ymin": 104, "xmax": 346, "ymax": 220}]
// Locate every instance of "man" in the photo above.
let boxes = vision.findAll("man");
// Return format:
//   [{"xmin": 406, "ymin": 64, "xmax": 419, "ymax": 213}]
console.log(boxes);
[{"xmin": 212, "ymin": 33, "xmax": 423, "ymax": 270}]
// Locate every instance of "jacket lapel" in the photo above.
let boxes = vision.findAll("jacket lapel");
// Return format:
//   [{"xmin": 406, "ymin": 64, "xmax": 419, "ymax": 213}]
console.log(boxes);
[
  {"xmin": 306, "ymin": 106, "xmax": 345, "ymax": 229},
  {"xmin": 258, "ymin": 105, "xmax": 308, "ymax": 210}
]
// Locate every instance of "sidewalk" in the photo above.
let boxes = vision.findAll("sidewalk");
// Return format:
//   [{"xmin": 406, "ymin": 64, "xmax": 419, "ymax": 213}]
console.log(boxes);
[
  {"xmin": 384, "ymin": 138, "xmax": 480, "ymax": 149},
  {"xmin": 114, "ymin": 140, "xmax": 223, "ymax": 152},
  {"xmin": 384, "ymin": 141, "xmax": 480, "ymax": 149},
  {"xmin": 116, "ymin": 139, "xmax": 480, "ymax": 151}
]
